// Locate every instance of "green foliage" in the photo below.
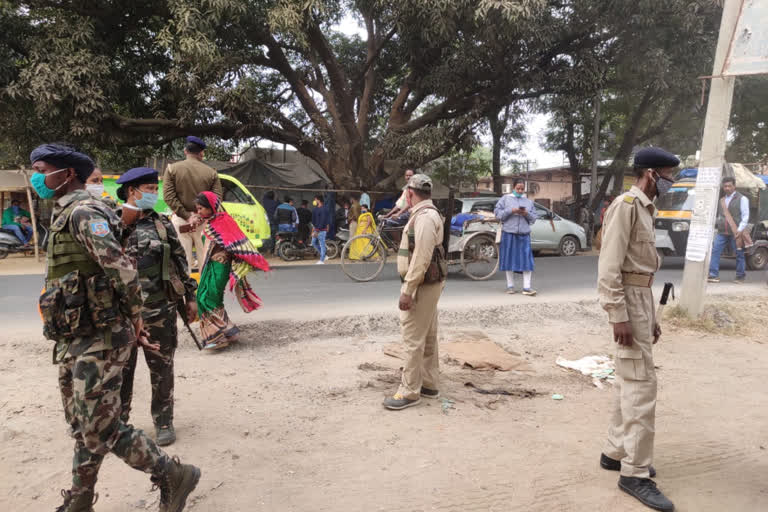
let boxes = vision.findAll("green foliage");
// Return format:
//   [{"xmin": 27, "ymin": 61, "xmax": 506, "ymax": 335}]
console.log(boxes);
[{"xmin": 424, "ymin": 146, "xmax": 492, "ymax": 190}]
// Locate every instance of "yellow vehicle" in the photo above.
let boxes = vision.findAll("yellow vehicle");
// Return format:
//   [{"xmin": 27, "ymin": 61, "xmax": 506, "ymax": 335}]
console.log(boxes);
[
  {"xmin": 102, "ymin": 173, "xmax": 271, "ymax": 249},
  {"xmin": 655, "ymin": 173, "xmax": 768, "ymax": 270}
]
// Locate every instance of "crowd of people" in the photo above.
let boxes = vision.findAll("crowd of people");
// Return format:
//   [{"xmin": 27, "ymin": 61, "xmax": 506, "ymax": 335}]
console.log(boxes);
[{"xmin": 18, "ymin": 139, "xmax": 746, "ymax": 512}]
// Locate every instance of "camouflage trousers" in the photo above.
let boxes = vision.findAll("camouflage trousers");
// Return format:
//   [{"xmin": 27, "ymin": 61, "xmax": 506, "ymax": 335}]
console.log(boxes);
[
  {"xmin": 58, "ymin": 343, "xmax": 170, "ymax": 495},
  {"xmin": 120, "ymin": 307, "xmax": 178, "ymax": 427}
]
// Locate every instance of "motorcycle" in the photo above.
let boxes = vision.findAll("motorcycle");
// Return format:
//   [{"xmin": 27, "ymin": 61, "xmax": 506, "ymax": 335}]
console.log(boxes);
[
  {"xmin": 0, "ymin": 223, "xmax": 48, "ymax": 259},
  {"xmin": 275, "ymin": 230, "xmax": 340, "ymax": 262}
]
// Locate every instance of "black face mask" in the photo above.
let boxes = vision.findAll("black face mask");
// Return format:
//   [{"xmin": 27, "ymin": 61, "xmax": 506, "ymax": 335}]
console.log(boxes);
[{"xmin": 653, "ymin": 172, "xmax": 674, "ymax": 197}]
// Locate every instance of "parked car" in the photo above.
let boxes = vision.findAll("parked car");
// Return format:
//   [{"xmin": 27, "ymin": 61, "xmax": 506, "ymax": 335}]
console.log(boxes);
[{"xmin": 455, "ymin": 196, "xmax": 587, "ymax": 256}]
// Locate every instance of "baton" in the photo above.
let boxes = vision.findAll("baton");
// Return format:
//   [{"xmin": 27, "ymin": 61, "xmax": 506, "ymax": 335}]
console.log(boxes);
[
  {"xmin": 655, "ymin": 282, "xmax": 675, "ymax": 322},
  {"xmin": 178, "ymin": 299, "xmax": 203, "ymax": 350}
]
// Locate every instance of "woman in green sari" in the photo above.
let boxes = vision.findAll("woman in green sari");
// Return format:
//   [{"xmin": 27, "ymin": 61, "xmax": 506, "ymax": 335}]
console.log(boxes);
[{"xmin": 195, "ymin": 191, "xmax": 270, "ymax": 350}]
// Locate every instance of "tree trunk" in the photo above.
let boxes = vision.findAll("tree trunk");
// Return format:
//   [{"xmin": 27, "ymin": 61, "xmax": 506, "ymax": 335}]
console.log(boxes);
[
  {"xmin": 589, "ymin": 88, "xmax": 656, "ymax": 211},
  {"xmin": 488, "ymin": 106, "xmax": 509, "ymax": 196}
]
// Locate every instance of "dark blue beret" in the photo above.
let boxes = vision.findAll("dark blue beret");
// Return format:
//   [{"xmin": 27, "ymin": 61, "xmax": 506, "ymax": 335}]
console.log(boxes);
[
  {"xmin": 185, "ymin": 136, "xmax": 206, "ymax": 149},
  {"xmin": 116, "ymin": 167, "xmax": 159, "ymax": 185},
  {"xmin": 633, "ymin": 147, "xmax": 680, "ymax": 169},
  {"xmin": 30, "ymin": 143, "xmax": 95, "ymax": 181}
]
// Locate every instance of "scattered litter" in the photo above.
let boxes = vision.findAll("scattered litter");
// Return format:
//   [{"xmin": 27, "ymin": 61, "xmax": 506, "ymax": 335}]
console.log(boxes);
[
  {"xmin": 464, "ymin": 382, "xmax": 539, "ymax": 398},
  {"xmin": 551, "ymin": 394, "xmax": 564, "ymax": 400},
  {"xmin": 556, "ymin": 355, "xmax": 615, "ymax": 388},
  {"xmin": 440, "ymin": 398, "xmax": 455, "ymax": 414}
]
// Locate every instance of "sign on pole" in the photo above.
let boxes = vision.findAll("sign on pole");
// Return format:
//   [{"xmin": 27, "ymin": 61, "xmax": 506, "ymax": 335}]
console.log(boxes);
[
  {"xmin": 722, "ymin": 0, "xmax": 768, "ymax": 76},
  {"xmin": 684, "ymin": 167, "xmax": 722, "ymax": 262}
]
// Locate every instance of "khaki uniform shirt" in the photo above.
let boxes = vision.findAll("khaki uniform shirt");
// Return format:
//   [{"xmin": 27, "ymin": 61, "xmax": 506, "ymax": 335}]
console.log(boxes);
[
  {"xmin": 398, "ymin": 200, "xmax": 443, "ymax": 296},
  {"xmin": 597, "ymin": 186, "xmax": 659, "ymax": 323},
  {"xmin": 163, "ymin": 156, "xmax": 222, "ymax": 220}
]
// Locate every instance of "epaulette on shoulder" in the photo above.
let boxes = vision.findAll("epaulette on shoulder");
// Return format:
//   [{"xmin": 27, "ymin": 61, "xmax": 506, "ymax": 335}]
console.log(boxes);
[{"xmin": 622, "ymin": 195, "xmax": 636, "ymax": 204}]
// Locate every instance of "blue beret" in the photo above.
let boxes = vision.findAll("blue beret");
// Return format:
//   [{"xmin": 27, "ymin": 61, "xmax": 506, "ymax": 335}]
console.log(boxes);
[
  {"xmin": 30, "ymin": 143, "xmax": 95, "ymax": 181},
  {"xmin": 185, "ymin": 136, "xmax": 206, "ymax": 149},
  {"xmin": 116, "ymin": 167, "xmax": 159, "ymax": 185},
  {"xmin": 633, "ymin": 147, "xmax": 680, "ymax": 169}
]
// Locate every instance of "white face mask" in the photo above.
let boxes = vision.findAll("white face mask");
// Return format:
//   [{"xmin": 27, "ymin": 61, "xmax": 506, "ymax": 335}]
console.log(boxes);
[{"xmin": 86, "ymin": 184, "xmax": 104, "ymax": 198}]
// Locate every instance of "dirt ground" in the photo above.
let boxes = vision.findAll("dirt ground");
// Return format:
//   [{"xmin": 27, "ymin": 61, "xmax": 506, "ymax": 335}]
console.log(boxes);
[{"xmin": 1, "ymin": 296, "xmax": 767, "ymax": 511}]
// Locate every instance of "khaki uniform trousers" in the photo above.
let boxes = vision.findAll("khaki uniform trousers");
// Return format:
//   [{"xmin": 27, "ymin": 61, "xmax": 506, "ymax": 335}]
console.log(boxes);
[
  {"xmin": 397, "ymin": 282, "xmax": 444, "ymax": 400},
  {"xmin": 604, "ymin": 285, "xmax": 657, "ymax": 478},
  {"xmin": 171, "ymin": 214, "xmax": 204, "ymax": 269}
]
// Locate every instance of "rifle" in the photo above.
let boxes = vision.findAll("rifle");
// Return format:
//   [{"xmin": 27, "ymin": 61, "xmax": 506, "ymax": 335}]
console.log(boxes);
[
  {"xmin": 656, "ymin": 283, "xmax": 675, "ymax": 324},
  {"xmin": 177, "ymin": 298, "xmax": 203, "ymax": 350}
]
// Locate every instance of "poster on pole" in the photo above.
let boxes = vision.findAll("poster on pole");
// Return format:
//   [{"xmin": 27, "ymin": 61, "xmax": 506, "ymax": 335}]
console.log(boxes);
[
  {"xmin": 684, "ymin": 167, "xmax": 722, "ymax": 262},
  {"xmin": 723, "ymin": 0, "xmax": 768, "ymax": 76}
]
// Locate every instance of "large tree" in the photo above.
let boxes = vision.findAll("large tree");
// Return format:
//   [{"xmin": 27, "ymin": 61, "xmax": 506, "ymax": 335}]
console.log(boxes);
[
  {"xmin": 541, "ymin": 0, "xmax": 722, "ymax": 211},
  {"xmin": 2, "ymin": 0, "xmax": 607, "ymax": 186}
]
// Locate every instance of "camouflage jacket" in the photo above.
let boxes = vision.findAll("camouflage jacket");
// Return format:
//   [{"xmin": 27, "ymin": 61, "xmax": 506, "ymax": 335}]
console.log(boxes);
[
  {"xmin": 122, "ymin": 210, "xmax": 197, "ymax": 319},
  {"xmin": 47, "ymin": 189, "xmax": 143, "ymax": 360}
]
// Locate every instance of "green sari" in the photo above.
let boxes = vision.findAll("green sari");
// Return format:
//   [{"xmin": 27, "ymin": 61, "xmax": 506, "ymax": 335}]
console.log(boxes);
[{"xmin": 196, "ymin": 243, "xmax": 240, "ymax": 348}]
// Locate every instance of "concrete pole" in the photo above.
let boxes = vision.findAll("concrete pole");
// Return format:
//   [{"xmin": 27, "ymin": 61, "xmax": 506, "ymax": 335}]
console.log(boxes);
[{"xmin": 679, "ymin": 0, "xmax": 740, "ymax": 316}]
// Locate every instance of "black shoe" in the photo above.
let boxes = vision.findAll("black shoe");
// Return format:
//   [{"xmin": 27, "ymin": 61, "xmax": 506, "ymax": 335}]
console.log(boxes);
[
  {"xmin": 600, "ymin": 453, "xmax": 656, "ymax": 478},
  {"xmin": 618, "ymin": 476, "xmax": 674, "ymax": 512},
  {"xmin": 420, "ymin": 387, "xmax": 440, "ymax": 399},
  {"xmin": 382, "ymin": 394, "xmax": 421, "ymax": 410},
  {"xmin": 156, "ymin": 424, "xmax": 176, "ymax": 446}
]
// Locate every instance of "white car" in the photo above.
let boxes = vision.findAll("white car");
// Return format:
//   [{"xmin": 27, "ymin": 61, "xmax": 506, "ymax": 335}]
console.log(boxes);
[{"xmin": 455, "ymin": 197, "xmax": 587, "ymax": 256}]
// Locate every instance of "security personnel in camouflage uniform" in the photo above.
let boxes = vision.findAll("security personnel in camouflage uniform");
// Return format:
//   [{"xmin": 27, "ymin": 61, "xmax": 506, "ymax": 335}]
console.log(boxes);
[
  {"xmin": 31, "ymin": 144, "xmax": 200, "ymax": 512},
  {"xmin": 383, "ymin": 174, "xmax": 446, "ymax": 411},
  {"xmin": 597, "ymin": 147, "xmax": 679, "ymax": 512},
  {"xmin": 116, "ymin": 167, "xmax": 198, "ymax": 447}
]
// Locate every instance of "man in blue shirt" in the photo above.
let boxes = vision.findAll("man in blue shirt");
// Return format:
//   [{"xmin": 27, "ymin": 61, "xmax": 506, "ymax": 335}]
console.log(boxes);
[
  {"xmin": 311, "ymin": 195, "xmax": 331, "ymax": 264},
  {"xmin": 275, "ymin": 196, "xmax": 298, "ymax": 233},
  {"xmin": 708, "ymin": 176, "xmax": 750, "ymax": 283}
]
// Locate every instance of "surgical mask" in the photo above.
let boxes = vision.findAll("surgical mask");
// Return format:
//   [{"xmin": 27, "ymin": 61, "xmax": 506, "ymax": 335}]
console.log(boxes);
[
  {"xmin": 30, "ymin": 168, "xmax": 69, "ymax": 199},
  {"xmin": 11, "ymin": 205, "xmax": 20, "ymax": 214},
  {"xmin": 312, "ymin": 200, "xmax": 318, "ymax": 207},
  {"xmin": 134, "ymin": 191, "xmax": 158, "ymax": 210},
  {"xmin": 86, "ymin": 184, "xmax": 104, "ymax": 199},
  {"xmin": 652, "ymin": 172, "xmax": 674, "ymax": 197},
  {"xmin": 512, "ymin": 191, "xmax": 522, "ymax": 198}
]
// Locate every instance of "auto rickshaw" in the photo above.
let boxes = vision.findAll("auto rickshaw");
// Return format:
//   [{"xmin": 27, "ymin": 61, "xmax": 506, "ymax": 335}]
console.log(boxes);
[{"xmin": 655, "ymin": 164, "xmax": 768, "ymax": 270}]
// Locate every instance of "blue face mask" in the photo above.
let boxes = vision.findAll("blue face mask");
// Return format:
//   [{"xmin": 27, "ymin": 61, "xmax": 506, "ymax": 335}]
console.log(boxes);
[
  {"xmin": 135, "ymin": 191, "xmax": 158, "ymax": 210},
  {"xmin": 11, "ymin": 205, "xmax": 20, "ymax": 214},
  {"xmin": 30, "ymin": 168, "xmax": 69, "ymax": 199},
  {"xmin": 512, "ymin": 191, "xmax": 522, "ymax": 198}
]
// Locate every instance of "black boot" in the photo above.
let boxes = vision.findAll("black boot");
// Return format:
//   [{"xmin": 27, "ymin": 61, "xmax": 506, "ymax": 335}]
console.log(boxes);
[
  {"xmin": 618, "ymin": 476, "xmax": 674, "ymax": 512},
  {"xmin": 151, "ymin": 457, "xmax": 201, "ymax": 512},
  {"xmin": 600, "ymin": 453, "xmax": 656, "ymax": 478},
  {"xmin": 55, "ymin": 489, "xmax": 97, "ymax": 512}
]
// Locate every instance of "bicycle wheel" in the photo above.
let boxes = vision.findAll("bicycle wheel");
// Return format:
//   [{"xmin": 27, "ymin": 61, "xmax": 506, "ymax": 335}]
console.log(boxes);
[
  {"xmin": 461, "ymin": 232, "xmax": 499, "ymax": 280},
  {"xmin": 341, "ymin": 235, "xmax": 387, "ymax": 282},
  {"xmin": 325, "ymin": 240, "xmax": 340, "ymax": 259}
]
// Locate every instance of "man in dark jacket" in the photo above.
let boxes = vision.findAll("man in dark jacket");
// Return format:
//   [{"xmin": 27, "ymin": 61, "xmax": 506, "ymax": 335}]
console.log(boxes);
[
  {"xmin": 297, "ymin": 199, "xmax": 313, "ymax": 244},
  {"xmin": 708, "ymin": 176, "xmax": 749, "ymax": 283},
  {"xmin": 311, "ymin": 195, "xmax": 331, "ymax": 264}
]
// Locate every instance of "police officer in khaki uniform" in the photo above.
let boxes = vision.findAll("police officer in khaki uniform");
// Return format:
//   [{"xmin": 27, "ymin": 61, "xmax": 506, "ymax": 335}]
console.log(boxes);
[
  {"xmin": 383, "ymin": 174, "xmax": 446, "ymax": 410},
  {"xmin": 597, "ymin": 147, "xmax": 679, "ymax": 512},
  {"xmin": 163, "ymin": 136, "xmax": 222, "ymax": 269}
]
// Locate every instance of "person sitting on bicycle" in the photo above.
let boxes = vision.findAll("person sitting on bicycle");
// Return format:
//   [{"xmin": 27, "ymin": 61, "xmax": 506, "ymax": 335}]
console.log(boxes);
[{"xmin": 381, "ymin": 169, "xmax": 415, "ymax": 228}]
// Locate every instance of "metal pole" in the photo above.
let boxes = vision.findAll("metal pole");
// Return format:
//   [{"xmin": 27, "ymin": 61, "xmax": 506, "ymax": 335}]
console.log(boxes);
[
  {"xmin": 23, "ymin": 171, "xmax": 40, "ymax": 261},
  {"xmin": 679, "ymin": 0, "xmax": 741, "ymax": 316}
]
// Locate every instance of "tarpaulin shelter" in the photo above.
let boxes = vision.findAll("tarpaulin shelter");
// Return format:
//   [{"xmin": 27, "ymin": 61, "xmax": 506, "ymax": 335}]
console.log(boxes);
[
  {"xmin": 0, "ymin": 169, "xmax": 41, "ymax": 260},
  {"xmin": 224, "ymin": 158, "xmax": 332, "ymax": 205}
]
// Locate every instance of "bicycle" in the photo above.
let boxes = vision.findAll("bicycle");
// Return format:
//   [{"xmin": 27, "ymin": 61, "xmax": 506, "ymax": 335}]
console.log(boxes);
[{"xmin": 341, "ymin": 214, "xmax": 499, "ymax": 282}]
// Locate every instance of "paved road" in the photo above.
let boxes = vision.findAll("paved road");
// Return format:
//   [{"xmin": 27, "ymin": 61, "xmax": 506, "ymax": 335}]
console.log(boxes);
[{"xmin": 0, "ymin": 254, "xmax": 760, "ymax": 329}]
